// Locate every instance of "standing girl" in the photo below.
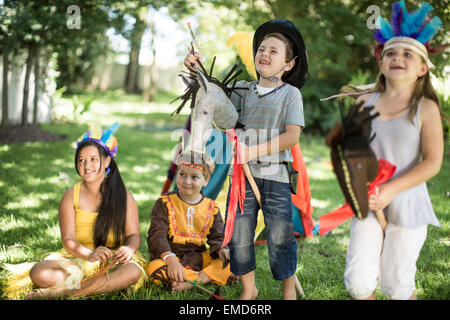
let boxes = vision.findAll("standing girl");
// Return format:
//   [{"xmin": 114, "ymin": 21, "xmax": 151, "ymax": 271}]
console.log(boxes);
[{"xmin": 344, "ymin": 1, "xmax": 445, "ymax": 300}]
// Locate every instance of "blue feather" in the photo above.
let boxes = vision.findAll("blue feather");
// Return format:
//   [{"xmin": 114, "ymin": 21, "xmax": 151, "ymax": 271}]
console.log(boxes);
[
  {"xmin": 375, "ymin": 16, "xmax": 388, "ymax": 43},
  {"xmin": 400, "ymin": 1, "xmax": 433, "ymax": 36},
  {"xmin": 391, "ymin": 1, "xmax": 403, "ymax": 36},
  {"xmin": 379, "ymin": 17, "xmax": 394, "ymax": 40},
  {"xmin": 101, "ymin": 122, "xmax": 120, "ymax": 143},
  {"xmin": 414, "ymin": 2, "xmax": 433, "ymax": 28},
  {"xmin": 374, "ymin": 1, "xmax": 442, "ymax": 48},
  {"xmin": 399, "ymin": 1, "xmax": 413, "ymax": 36},
  {"xmin": 82, "ymin": 131, "xmax": 90, "ymax": 141},
  {"xmin": 416, "ymin": 16, "xmax": 443, "ymax": 43},
  {"xmin": 374, "ymin": 30, "xmax": 387, "ymax": 44}
]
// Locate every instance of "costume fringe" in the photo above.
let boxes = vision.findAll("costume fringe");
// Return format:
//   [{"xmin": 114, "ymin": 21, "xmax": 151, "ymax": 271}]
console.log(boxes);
[
  {"xmin": 1, "ymin": 249, "xmax": 149, "ymax": 300},
  {"xmin": 162, "ymin": 195, "xmax": 217, "ymax": 247},
  {"xmin": 1, "ymin": 262, "xmax": 36, "ymax": 300}
]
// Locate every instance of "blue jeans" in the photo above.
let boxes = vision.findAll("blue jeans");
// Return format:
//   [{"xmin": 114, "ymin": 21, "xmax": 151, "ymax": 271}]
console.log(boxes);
[{"xmin": 225, "ymin": 176, "xmax": 297, "ymax": 280}]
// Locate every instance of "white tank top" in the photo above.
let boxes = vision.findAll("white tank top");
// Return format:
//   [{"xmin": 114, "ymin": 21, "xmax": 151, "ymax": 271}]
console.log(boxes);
[{"xmin": 365, "ymin": 93, "xmax": 440, "ymax": 228}]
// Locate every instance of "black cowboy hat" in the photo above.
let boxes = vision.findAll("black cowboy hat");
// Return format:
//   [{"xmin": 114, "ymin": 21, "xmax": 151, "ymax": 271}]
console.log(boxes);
[
  {"xmin": 325, "ymin": 101, "xmax": 380, "ymax": 219},
  {"xmin": 253, "ymin": 19, "xmax": 308, "ymax": 90}
]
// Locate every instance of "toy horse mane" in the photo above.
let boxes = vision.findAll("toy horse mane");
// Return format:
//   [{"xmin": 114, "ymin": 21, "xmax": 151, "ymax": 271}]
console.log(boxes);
[{"xmin": 171, "ymin": 57, "xmax": 248, "ymax": 115}]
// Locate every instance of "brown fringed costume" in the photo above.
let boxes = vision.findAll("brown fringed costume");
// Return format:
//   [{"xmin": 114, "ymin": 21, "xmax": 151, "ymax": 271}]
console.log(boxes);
[{"xmin": 146, "ymin": 191, "xmax": 231, "ymax": 286}]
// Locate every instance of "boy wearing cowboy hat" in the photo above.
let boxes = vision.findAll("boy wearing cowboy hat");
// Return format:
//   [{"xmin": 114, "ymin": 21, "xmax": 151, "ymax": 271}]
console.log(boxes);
[{"xmin": 185, "ymin": 19, "xmax": 308, "ymax": 300}]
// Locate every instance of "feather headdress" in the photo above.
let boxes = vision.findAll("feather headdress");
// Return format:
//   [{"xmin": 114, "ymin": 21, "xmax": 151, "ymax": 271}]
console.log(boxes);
[
  {"xmin": 374, "ymin": 1, "xmax": 445, "ymax": 68},
  {"xmin": 76, "ymin": 122, "xmax": 120, "ymax": 159}
]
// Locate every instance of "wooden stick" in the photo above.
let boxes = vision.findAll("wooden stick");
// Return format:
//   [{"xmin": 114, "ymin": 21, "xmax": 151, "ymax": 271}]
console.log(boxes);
[
  {"xmin": 295, "ymin": 274, "xmax": 306, "ymax": 299},
  {"xmin": 242, "ymin": 163, "xmax": 261, "ymax": 207},
  {"xmin": 375, "ymin": 209, "xmax": 387, "ymax": 232},
  {"xmin": 241, "ymin": 162, "xmax": 306, "ymax": 299},
  {"xmin": 185, "ymin": 278, "xmax": 226, "ymax": 300}
]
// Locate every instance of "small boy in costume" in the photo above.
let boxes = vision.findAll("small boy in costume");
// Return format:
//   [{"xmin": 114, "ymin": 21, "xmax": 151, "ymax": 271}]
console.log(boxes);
[
  {"xmin": 146, "ymin": 150, "xmax": 233, "ymax": 291},
  {"xmin": 185, "ymin": 19, "xmax": 308, "ymax": 299}
]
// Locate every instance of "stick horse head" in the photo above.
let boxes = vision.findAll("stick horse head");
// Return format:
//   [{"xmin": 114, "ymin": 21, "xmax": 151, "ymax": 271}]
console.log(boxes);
[
  {"xmin": 172, "ymin": 58, "xmax": 246, "ymax": 161},
  {"xmin": 325, "ymin": 101, "xmax": 380, "ymax": 219}
]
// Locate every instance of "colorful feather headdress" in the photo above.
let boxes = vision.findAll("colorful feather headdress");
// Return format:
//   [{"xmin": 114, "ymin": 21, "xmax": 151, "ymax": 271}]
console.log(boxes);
[
  {"xmin": 374, "ymin": 0, "xmax": 445, "ymax": 68},
  {"xmin": 76, "ymin": 122, "xmax": 120, "ymax": 159}
]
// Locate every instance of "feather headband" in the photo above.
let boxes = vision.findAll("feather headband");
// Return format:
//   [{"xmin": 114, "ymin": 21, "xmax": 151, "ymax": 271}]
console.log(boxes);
[
  {"xmin": 374, "ymin": 1, "xmax": 445, "ymax": 68},
  {"xmin": 180, "ymin": 163, "xmax": 209, "ymax": 174},
  {"xmin": 76, "ymin": 122, "xmax": 120, "ymax": 159}
]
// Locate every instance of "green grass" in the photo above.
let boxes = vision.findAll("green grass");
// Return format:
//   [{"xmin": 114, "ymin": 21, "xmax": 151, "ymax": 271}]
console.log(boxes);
[{"xmin": 0, "ymin": 89, "xmax": 448, "ymax": 300}]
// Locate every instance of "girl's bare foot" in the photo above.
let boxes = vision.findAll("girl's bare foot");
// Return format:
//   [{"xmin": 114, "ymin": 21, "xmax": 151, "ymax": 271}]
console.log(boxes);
[
  {"xmin": 24, "ymin": 287, "xmax": 68, "ymax": 300},
  {"xmin": 197, "ymin": 272, "xmax": 212, "ymax": 285},
  {"xmin": 171, "ymin": 280, "xmax": 193, "ymax": 291},
  {"xmin": 25, "ymin": 290, "xmax": 44, "ymax": 300}
]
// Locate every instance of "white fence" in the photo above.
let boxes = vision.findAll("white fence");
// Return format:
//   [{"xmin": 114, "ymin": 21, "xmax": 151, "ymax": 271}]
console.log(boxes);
[
  {"xmin": 0, "ymin": 54, "xmax": 55, "ymax": 125},
  {"xmin": 89, "ymin": 60, "xmax": 184, "ymax": 93},
  {"xmin": 0, "ymin": 54, "xmax": 185, "ymax": 125}
]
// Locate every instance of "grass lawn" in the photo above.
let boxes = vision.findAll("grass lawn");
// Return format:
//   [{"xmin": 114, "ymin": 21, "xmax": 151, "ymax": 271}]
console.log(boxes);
[{"xmin": 0, "ymin": 89, "xmax": 448, "ymax": 300}]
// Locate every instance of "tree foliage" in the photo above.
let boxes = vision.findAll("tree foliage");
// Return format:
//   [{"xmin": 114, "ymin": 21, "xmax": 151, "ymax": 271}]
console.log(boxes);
[
  {"xmin": 210, "ymin": 0, "xmax": 448, "ymax": 134},
  {"xmin": 1, "ymin": 0, "xmax": 447, "ymax": 131}
]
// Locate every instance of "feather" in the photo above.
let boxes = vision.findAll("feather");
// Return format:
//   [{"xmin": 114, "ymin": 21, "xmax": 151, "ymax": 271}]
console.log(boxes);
[
  {"xmin": 101, "ymin": 122, "xmax": 120, "ymax": 143},
  {"xmin": 226, "ymin": 32, "xmax": 258, "ymax": 79},
  {"xmin": 374, "ymin": 29, "xmax": 388, "ymax": 44},
  {"xmin": 379, "ymin": 17, "xmax": 394, "ymax": 40},
  {"xmin": 374, "ymin": 1, "xmax": 442, "ymax": 47},
  {"xmin": 391, "ymin": 1, "xmax": 403, "ymax": 36},
  {"xmin": 89, "ymin": 125, "xmax": 102, "ymax": 140},
  {"xmin": 77, "ymin": 131, "xmax": 89, "ymax": 144},
  {"xmin": 415, "ymin": 16, "xmax": 443, "ymax": 43},
  {"xmin": 400, "ymin": 1, "xmax": 433, "ymax": 37},
  {"xmin": 413, "ymin": 2, "xmax": 434, "ymax": 28}
]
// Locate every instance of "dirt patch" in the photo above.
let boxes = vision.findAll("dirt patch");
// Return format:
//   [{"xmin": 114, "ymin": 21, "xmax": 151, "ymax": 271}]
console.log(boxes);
[{"xmin": 0, "ymin": 124, "xmax": 66, "ymax": 144}]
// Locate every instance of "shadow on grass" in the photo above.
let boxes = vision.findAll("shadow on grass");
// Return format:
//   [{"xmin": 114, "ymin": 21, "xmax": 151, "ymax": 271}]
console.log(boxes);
[{"xmin": 1, "ymin": 113, "xmax": 449, "ymax": 300}]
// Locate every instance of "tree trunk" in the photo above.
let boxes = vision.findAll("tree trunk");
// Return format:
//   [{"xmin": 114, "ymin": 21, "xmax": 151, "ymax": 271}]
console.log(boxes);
[
  {"xmin": 143, "ymin": 21, "xmax": 158, "ymax": 102},
  {"xmin": 33, "ymin": 46, "xmax": 40, "ymax": 125},
  {"xmin": 2, "ymin": 52, "xmax": 9, "ymax": 127},
  {"xmin": 22, "ymin": 44, "xmax": 35, "ymax": 126},
  {"xmin": 124, "ymin": 18, "xmax": 146, "ymax": 94}
]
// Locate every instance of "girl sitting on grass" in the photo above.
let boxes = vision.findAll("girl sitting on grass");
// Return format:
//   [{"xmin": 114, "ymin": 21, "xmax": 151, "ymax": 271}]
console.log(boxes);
[{"xmin": 3, "ymin": 123, "xmax": 147, "ymax": 299}]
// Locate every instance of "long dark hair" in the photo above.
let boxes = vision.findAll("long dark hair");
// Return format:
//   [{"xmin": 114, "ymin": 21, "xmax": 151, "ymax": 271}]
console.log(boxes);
[{"xmin": 75, "ymin": 140, "xmax": 127, "ymax": 249}]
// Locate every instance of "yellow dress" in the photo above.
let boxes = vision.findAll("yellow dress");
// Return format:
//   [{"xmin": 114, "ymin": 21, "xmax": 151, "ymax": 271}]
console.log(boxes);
[{"xmin": 1, "ymin": 182, "xmax": 148, "ymax": 299}]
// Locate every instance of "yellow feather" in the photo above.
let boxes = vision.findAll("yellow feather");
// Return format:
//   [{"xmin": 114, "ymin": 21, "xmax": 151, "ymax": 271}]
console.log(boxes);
[
  {"xmin": 90, "ymin": 126, "xmax": 102, "ymax": 140},
  {"xmin": 227, "ymin": 32, "xmax": 257, "ymax": 80}
]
